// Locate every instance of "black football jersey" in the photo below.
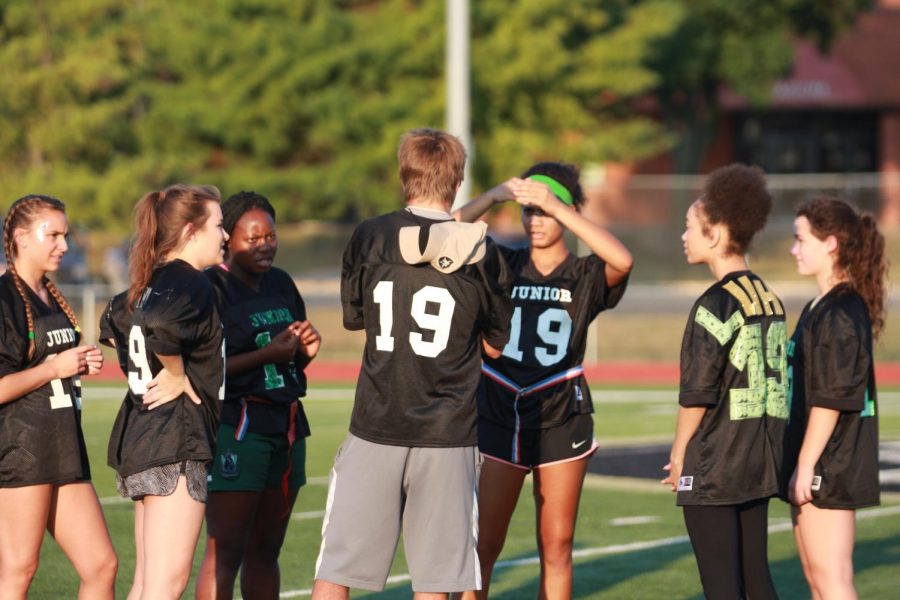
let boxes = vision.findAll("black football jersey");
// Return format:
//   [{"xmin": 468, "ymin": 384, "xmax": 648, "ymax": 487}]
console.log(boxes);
[
  {"xmin": 105, "ymin": 260, "xmax": 224, "ymax": 476},
  {"xmin": 780, "ymin": 284, "xmax": 879, "ymax": 509},
  {"xmin": 478, "ymin": 247, "xmax": 627, "ymax": 430},
  {"xmin": 206, "ymin": 265, "xmax": 311, "ymax": 437},
  {"xmin": 0, "ymin": 273, "xmax": 90, "ymax": 485},
  {"xmin": 677, "ymin": 271, "xmax": 787, "ymax": 506},
  {"xmin": 341, "ymin": 207, "xmax": 513, "ymax": 447},
  {"xmin": 100, "ymin": 290, "xmax": 129, "ymax": 374}
]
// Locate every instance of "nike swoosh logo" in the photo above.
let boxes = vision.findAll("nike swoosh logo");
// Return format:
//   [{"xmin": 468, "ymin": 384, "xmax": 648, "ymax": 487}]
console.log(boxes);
[{"xmin": 571, "ymin": 440, "xmax": 587, "ymax": 449}]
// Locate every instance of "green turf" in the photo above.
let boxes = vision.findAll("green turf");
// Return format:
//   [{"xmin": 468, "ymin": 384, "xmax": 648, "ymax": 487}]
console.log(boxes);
[{"xmin": 27, "ymin": 384, "xmax": 900, "ymax": 599}]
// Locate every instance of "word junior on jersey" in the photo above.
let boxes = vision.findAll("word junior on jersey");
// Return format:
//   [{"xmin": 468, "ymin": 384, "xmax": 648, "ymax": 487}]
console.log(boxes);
[{"xmin": 510, "ymin": 285, "xmax": 573, "ymax": 303}]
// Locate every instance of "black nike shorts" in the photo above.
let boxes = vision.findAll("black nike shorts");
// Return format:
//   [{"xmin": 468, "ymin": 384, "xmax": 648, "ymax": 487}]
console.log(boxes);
[{"xmin": 478, "ymin": 412, "xmax": 597, "ymax": 470}]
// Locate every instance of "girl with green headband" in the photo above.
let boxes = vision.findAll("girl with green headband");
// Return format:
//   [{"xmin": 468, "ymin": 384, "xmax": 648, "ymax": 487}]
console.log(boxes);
[{"xmin": 454, "ymin": 162, "xmax": 633, "ymax": 600}]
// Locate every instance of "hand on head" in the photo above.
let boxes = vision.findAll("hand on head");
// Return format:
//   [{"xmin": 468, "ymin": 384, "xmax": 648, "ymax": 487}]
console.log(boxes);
[
  {"xmin": 509, "ymin": 178, "xmax": 565, "ymax": 215},
  {"xmin": 483, "ymin": 178, "xmax": 520, "ymax": 204}
]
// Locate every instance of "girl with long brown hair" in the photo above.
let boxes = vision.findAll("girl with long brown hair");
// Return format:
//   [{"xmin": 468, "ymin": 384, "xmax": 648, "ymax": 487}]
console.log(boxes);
[
  {"xmin": 102, "ymin": 184, "xmax": 227, "ymax": 599},
  {"xmin": 783, "ymin": 196, "xmax": 886, "ymax": 599},
  {"xmin": 0, "ymin": 195, "xmax": 116, "ymax": 599}
]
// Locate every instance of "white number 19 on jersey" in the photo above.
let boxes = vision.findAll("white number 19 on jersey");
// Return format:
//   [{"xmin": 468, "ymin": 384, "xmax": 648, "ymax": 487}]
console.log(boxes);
[
  {"xmin": 502, "ymin": 306, "xmax": 572, "ymax": 366},
  {"xmin": 128, "ymin": 326, "xmax": 153, "ymax": 395},
  {"xmin": 373, "ymin": 281, "xmax": 456, "ymax": 358}
]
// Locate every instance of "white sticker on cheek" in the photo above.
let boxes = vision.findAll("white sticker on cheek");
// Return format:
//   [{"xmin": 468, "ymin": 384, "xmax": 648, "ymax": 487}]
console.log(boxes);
[{"xmin": 35, "ymin": 222, "xmax": 49, "ymax": 243}]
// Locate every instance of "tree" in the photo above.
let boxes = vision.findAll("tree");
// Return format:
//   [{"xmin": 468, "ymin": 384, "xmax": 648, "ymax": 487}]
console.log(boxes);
[
  {"xmin": 3, "ymin": 1, "xmax": 865, "ymax": 227},
  {"xmin": 1, "ymin": 0, "xmax": 687, "ymax": 228},
  {"xmin": 468, "ymin": 0, "xmax": 682, "ymax": 184},
  {"xmin": 649, "ymin": 0, "xmax": 872, "ymax": 173}
]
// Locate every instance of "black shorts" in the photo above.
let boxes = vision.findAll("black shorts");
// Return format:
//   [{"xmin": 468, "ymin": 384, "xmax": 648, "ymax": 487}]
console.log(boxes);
[{"xmin": 478, "ymin": 413, "xmax": 597, "ymax": 471}]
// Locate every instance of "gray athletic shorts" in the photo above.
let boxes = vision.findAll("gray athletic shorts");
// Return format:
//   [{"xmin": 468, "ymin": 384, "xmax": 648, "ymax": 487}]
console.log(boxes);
[{"xmin": 315, "ymin": 433, "xmax": 482, "ymax": 592}]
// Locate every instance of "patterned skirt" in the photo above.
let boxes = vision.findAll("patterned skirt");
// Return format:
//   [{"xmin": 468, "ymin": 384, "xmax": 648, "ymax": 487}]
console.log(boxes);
[{"xmin": 116, "ymin": 460, "xmax": 208, "ymax": 502}]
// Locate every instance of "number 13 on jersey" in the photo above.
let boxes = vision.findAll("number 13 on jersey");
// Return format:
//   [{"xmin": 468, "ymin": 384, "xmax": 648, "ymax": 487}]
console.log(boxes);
[{"xmin": 372, "ymin": 281, "xmax": 456, "ymax": 358}]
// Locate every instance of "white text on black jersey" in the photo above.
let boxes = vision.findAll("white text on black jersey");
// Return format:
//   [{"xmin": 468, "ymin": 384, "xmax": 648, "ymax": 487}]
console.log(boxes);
[
  {"xmin": 511, "ymin": 285, "xmax": 573, "ymax": 303},
  {"xmin": 46, "ymin": 327, "xmax": 76, "ymax": 347}
]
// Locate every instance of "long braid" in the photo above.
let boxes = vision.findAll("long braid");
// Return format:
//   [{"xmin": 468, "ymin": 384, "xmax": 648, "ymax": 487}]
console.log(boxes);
[
  {"xmin": 3, "ymin": 199, "xmax": 40, "ymax": 358},
  {"xmin": 44, "ymin": 277, "xmax": 81, "ymax": 334},
  {"xmin": 5, "ymin": 262, "xmax": 37, "ymax": 359},
  {"xmin": 3, "ymin": 195, "xmax": 70, "ymax": 359}
]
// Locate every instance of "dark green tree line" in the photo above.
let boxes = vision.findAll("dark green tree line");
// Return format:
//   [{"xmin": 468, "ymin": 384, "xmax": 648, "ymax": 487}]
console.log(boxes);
[{"xmin": 0, "ymin": 0, "xmax": 869, "ymax": 229}]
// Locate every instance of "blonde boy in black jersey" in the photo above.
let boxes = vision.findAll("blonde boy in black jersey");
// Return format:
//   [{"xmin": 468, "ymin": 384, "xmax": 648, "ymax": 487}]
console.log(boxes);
[{"xmin": 312, "ymin": 129, "xmax": 513, "ymax": 599}]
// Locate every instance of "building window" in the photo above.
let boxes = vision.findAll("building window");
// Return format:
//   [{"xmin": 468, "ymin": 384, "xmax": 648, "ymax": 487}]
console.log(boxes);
[{"xmin": 734, "ymin": 112, "xmax": 878, "ymax": 173}]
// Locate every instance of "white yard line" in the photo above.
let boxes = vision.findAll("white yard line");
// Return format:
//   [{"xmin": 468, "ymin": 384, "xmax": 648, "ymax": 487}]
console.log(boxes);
[
  {"xmin": 273, "ymin": 504, "xmax": 900, "ymax": 598},
  {"xmin": 79, "ymin": 386, "xmax": 900, "ymax": 405}
]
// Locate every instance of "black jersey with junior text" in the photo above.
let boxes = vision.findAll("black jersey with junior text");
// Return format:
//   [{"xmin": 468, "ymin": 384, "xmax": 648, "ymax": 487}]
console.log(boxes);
[
  {"xmin": 478, "ymin": 246, "xmax": 627, "ymax": 430},
  {"xmin": 206, "ymin": 264, "xmax": 311, "ymax": 438},
  {"xmin": 105, "ymin": 260, "xmax": 224, "ymax": 477},
  {"xmin": 780, "ymin": 284, "xmax": 879, "ymax": 509},
  {"xmin": 341, "ymin": 207, "xmax": 513, "ymax": 447},
  {"xmin": 0, "ymin": 273, "xmax": 90, "ymax": 485},
  {"xmin": 677, "ymin": 271, "xmax": 787, "ymax": 506}
]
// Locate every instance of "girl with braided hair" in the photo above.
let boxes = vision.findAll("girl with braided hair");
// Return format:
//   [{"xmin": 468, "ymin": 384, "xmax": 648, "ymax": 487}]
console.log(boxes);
[
  {"xmin": 101, "ymin": 184, "xmax": 227, "ymax": 599},
  {"xmin": 0, "ymin": 195, "xmax": 116, "ymax": 598},
  {"xmin": 781, "ymin": 197, "xmax": 886, "ymax": 599}
]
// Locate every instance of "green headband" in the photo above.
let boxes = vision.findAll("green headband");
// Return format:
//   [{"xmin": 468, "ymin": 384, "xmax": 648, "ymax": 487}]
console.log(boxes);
[{"xmin": 527, "ymin": 174, "xmax": 574, "ymax": 206}]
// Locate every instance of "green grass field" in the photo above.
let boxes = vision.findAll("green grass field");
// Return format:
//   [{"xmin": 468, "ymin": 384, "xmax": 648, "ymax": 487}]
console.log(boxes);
[{"xmin": 29, "ymin": 383, "xmax": 900, "ymax": 599}]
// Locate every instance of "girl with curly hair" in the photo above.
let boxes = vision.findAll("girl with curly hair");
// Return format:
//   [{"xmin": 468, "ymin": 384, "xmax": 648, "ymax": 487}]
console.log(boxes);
[{"xmin": 662, "ymin": 164, "xmax": 784, "ymax": 600}]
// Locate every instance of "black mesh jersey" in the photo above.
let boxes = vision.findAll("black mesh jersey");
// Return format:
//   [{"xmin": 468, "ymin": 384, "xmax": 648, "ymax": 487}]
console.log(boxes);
[
  {"xmin": 478, "ymin": 247, "xmax": 627, "ymax": 430},
  {"xmin": 0, "ymin": 273, "xmax": 90, "ymax": 485},
  {"xmin": 677, "ymin": 271, "xmax": 788, "ymax": 506},
  {"xmin": 105, "ymin": 260, "xmax": 224, "ymax": 477},
  {"xmin": 779, "ymin": 284, "xmax": 879, "ymax": 509},
  {"xmin": 99, "ymin": 290, "xmax": 129, "ymax": 374},
  {"xmin": 206, "ymin": 265, "xmax": 311, "ymax": 438},
  {"xmin": 341, "ymin": 208, "xmax": 513, "ymax": 447}
]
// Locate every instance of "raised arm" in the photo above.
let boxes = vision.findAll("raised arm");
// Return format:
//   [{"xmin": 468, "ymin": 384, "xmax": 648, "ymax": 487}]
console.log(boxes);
[
  {"xmin": 452, "ymin": 179, "xmax": 519, "ymax": 223},
  {"xmin": 510, "ymin": 179, "xmax": 633, "ymax": 286}
]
